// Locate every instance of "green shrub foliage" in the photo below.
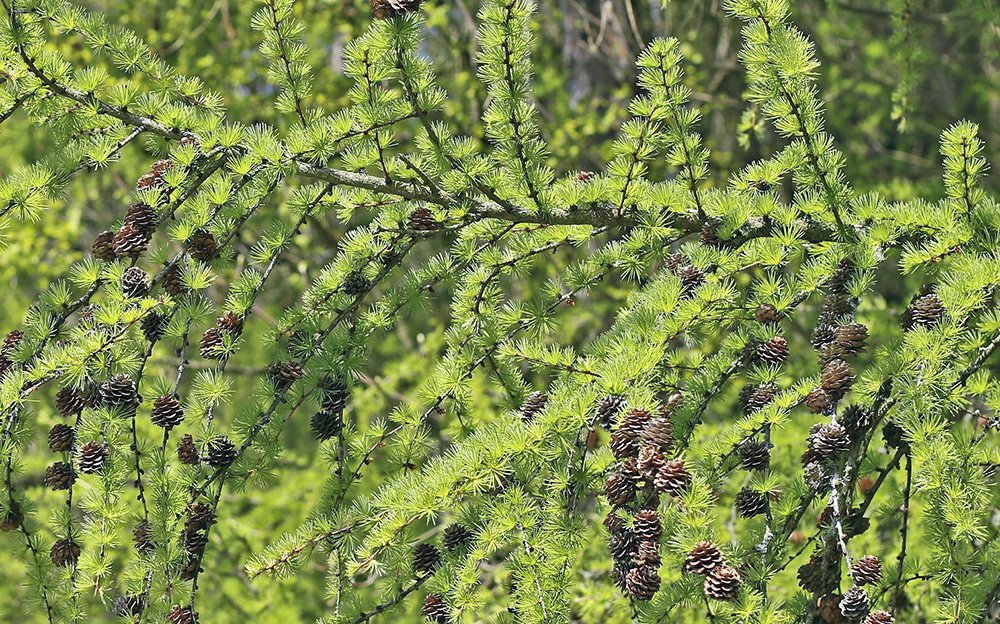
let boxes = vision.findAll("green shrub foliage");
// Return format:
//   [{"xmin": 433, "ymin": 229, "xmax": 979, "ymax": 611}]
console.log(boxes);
[{"xmin": 0, "ymin": 0, "xmax": 999, "ymax": 622}]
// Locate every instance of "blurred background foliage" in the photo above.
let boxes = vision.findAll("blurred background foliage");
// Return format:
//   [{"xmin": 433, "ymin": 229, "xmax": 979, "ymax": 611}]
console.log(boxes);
[{"xmin": 1, "ymin": 0, "xmax": 998, "ymax": 621}]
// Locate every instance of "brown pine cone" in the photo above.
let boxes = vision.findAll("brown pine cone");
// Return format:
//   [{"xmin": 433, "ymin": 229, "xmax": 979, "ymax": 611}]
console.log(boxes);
[
  {"xmin": 676, "ymin": 264, "xmax": 705, "ymax": 297},
  {"xmin": 43, "ymin": 462, "xmax": 75, "ymax": 490},
  {"xmin": 819, "ymin": 294, "xmax": 856, "ymax": 324},
  {"xmin": 633, "ymin": 509, "xmax": 661, "ymax": 542},
  {"xmin": 840, "ymin": 404, "xmax": 874, "ymax": 439},
  {"xmin": 835, "ymin": 323, "xmax": 868, "ymax": 356},
  {"xmin": 151, "ymin": 395, "xmax": 184, "ymax": 429},
  {"xmin": 906, "ymin": 293, "xmax": 945, "ymax": 329},
  {"xmin": 683, "ymin": 541, "xmax": 724, "ymax": 575},
  {"xmin": 619, "ymin": 457, "xmax": 642, "ymax": 483},
  {"xmin": 756, "ymin": 336, "xmax": 789, "ymax": 366},
  {"xmin": 1, "ymin": 502, "xmax": 23, "ymax": 532},
  {"xmin": 442, "ymin": 524, "xmax": 473, "ymax": 552},
  {"xmin": 187, "ymin": 229, "xmax": 219, "ymax": 262},
  {"xmin": 182, "ymin": 528, "xmax": 209, "ymax": 555},
  {"xmin": 185, "ymin": 502, "xmax": 217, "ymax": 533},
  {"xmin": 704, "ymin": 564, "xmax": 741, "ymax": 601},
  {"xmin": 91, "ymin": 230, "xmax": 118, "ymax": 261},
  {"xmin": 636, "ymin": 445, "xmax": 664, "ymax": 479},
  {"xmin": 618, "ymin": 407, "xmax": 653, "ymax": 438},
  {"xmin": 408, "ymin": 206, "xmax": 437, "ymax": 230},
  {"xmin": 161, "ymin": 263, "xmax": 189, "ymax": 297},
  {"xmin": 828, "ymin": 257, "xmax": 855, "ymax": 294},
  {"xmin": 610, "ymin": 430, "xmax": 639, "ymax": 460},
  {"xmin": 839, "ymin": 586, "xmax": 870, "ymax": 620},
  {"xmin": 112, "ymin": 223, "xmax": 152, "ymax": 257},
  {"xmin": 199, "ymin": 328, "xmax": 226, "ymax": 360},
  {"xmin": 633, "ymin": 539, "xmax": 660, "ymax": 566},
  {"xmin": 625, "ymin": 564, "xmax": 661, "ymax": 600},
  {"xmin": 740, "ymin": 382, "xmax": 778, "ymax": 415},
  {"xmin": 121, "ymin": 267, "xmax": 150, "ymax": 298},
  {"xmin": 177, "ymin": 434, "xmax": 200, "ymax": 465},
  {"xmin": 608, "ymin": 529, "xmax": 636, "ymax": 563},
  {"xmin": 48, "ymin": 424, "xmax": 75, "ymax": 453},
  {"xmin": 738, "ymin": 440, "xmax": 770, "ymax": 471},
  {"xmin": 806, "ymin": 422, "xmax": 851, "ymax": 463},
  {"xmin": 124, "ymin": 202, "xmax": 159, "ymax": 234},
  {"xmin": 806, "ymin": 387, "xmax": 833, "ymax": 414},
  {"xmin": 882, "ymin": 421, "xmax": 909, "ymax": 450},
  {"xmin": 412, "ymin": 543, "xmax": 440, "ymax": 575},
  {"xmin": 141, "ymin": 312, "xmax": 170, "ymax": 342},
  {"xmin": 653, "ymin": 459, "xmax": 691, "ymax": 496},
  {"xmin": 133, "ymin": 520, "xmax": 154, "ymax": 553},
  {"xmin": 204, "ymin": 436, "xmax": 237, "ymax": 468},
  {"xmin": 754, "ymin": 303, "xmax": 782, "ymax": 324},
  {"xmin": 797, "ymin": 555, "xmax": 831, "ymax": 594},
  {"xmin": 266, "ymin": 361, "xmax": 303, "ymax": 391},
  {"xmin": 421, "ymin": 593, "xmax": 450, "ymax": 623},
  {"xmin": 112, "ymin": 594, "xmax": 144, "ymax": 618},
  {"xmin": 641, "ymin": 417, "xmax": 673, "ymax": 452},
  {"xmin": 77, "ymin": 441, "xmax": 108, "ymax": 474},
  {"xmin": 604, "ymin": 472, "xmax": 635, "ymax": 507},
  {"xmin": 865, "ymin": 611, "xmax": 894, "ymax": 624},
  {"xmin": 50, "ymin": 538, "xmax": 80, "ymax": 567},
  {"xmin": 55, "ymin": 386, "xmax": 86, "ymax": 417},
  {"xmin": 820, "ymin": 359, "xmax": 855, "ymax": 400},
  {"xmin": 594, "ymin": 394, "xmax": 626, "ymax": 428},
  {"xmin": 167, "ymin": 605, "xmax": 199, "ymax": 624},
  {"xmin": 812, "ymin": 322, "xmax": 838, "ymax": 350},
  {"xmin": 519, "ymin": 391, "xmax": 548, "ymax": 422},
  {"xmin": 734, "ymin": 487, "xmax": 767, "ymax": 518},
  {"xmin": 850, "ymin": 555, "xmax": 883, "ymax": 586}
]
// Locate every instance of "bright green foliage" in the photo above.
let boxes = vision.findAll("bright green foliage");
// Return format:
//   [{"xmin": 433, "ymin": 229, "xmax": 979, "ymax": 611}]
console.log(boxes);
[{"xmin": 0, "ymin": 1, "xmax": 999, "ymax": 623}]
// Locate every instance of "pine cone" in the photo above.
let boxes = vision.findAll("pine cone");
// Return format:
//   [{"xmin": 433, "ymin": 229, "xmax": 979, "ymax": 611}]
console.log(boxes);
[
  {"xmin": 48, "ymin": 424, "xmax": 75, "ymax": 453},
  {"xmin": 520, "ymin": 391, "xmax": 548, "ymax": 421},
  {"xmin": 754, "ymin": 303, "xmax": 782, "ymax": 324},
  {"xmin": 412, "ymin": 543, "xmax": 441, "ymax": 575},
  {"xmin": 199, "ymin": 328, "xmax": 226, "ymax": 360},
  {"xmin": 756, "ymin": 336, "xmax": 789, "ymax": 366},
  {"xmin": 320, "ymin": 378, "xmax": 350, "ymax": 413},
  {"xmin": 162, "ymin": 263, "xmax": 189, "ymax": 297},
  {"xmin": 100, "ymin": 375, "xmax": 139, "ymax": 409},
  {"xmin": 204, "ymin": 436, "xmax": 237, "ymax": 468},
  {"xmin": 177, "ymin": 434, "xmax": 200, "ymax": 465},
  {"xmin": 653, "ymin": 459, "xmax": 691, "ymax": 496},
  {"xmin": 633, "ymin": 539, "xmax": 660, "ymax": 566},
  {"xmin": 640, "ymin": 418, "xmax": 673, "ymax": 452},
  {"xmin": 839, "ymin": 586, "xmax": 870, "ymax": 620},
  {"xmin": 610, "ymin": 561, "xmax": 630, "ymax": 592},
  {"xmin": 421, "ymin": 593, "xmax": 450, "ymax": 623},
  {"xmin": 604, "ymin": 472, "xmax": 635, "ymax": 507},
  {"xmin": 342, "ymin": 271, "xmax": 370, "ymax": 297},
  {"xmin": 806, "ymin": 387, "xmax": 833, "ymax": 414},
  {"xmin": 676, "ymin": 264, "xmax": 705, "ymax": 297},
  {"xmin": 797, "ymin": 556, "xmax": 832, "ymax": 594},
  {"xmin": 310, "ymin": 409, "xmax": 343, "ymax": 441},
  {"xmin": 619, "ymin": 457, "xmax": 642, "ymax": 483},
  {"xmin": 821, "ymin": 359, "xmax": 855, "ymax": 400},
  {"xmin": 594, "ymin": 394, "xmax": 626, "ymax": 428},
  {"xmin": 112, "ymin": 594, "xmax": 144, "ymax": 617},
  {"xmin": 180, "ymin": 555, "xmax": 201, "ymax": 580},
  {"xmin": 840, "ymin": 404, "xmax": 874, "ymax": 438},
  {"xmin": 185, "ymin": 502, "xmax": 217, "ymax": 532},
  {"xmin": 835, "ymin": 323, "xmax": 868, "ymax": 356},
  {"xmin": 625, "ymin": 564, "xmax": 661, "ymax": 600},
  {"xmin": 55, "ymin": 386, "xmax": 86, "ymax": 417},
  {"xmin": 812, "ymin": 322, "xmax": 838, "ymax": 350},
  {"xmin": 408, "ymin": 206, "xmax": 437, "ymax": 230},
  {"xmin": 167, "ymin": 605, "xmax": 199, "ymax": 624},
  {"xmin": 829, "ymin": 257, "xmax": 855, "ymax": 294},
  {"xmin": 188, "ymin": 229, "xmax": 218, "ymax": 262},
  {"xmin": 684, "ymin": 542, "xmax": 724, "ymax": 575},
  {"xmin": 636, "ymin": 444, "xmax": 664, "ymax": 480},
  {"xmin": 608, "ymin": 529, "xmax": 636, "ymax": 562},
  {"xmin": 741, "ymin": 382, "xmax": 778, "ymax": 415},
  {"xmin": 820, "ymin": 294, "xmax": 856, "ymax": 324},
  {"xmin": 266, "ymin": 361, "xmax": 303, "ymax": 390},
  {"xmin": 120, "ymin": 267, "xmax": 150, "ymax": 298},
  {"xmin": 50, "ymin": 538, "xmax": 80, "ymax": 567},
  {"xmin": 807, "ymin": 422, "xmax": 851, "ymax": 462},
  {"xmin": 443, "ymin": 523, "xmax": 473, "ymax": 551},
  {"xmin": 882, "ymin": 421, "xmax": 909, "ymax": 450},
  {"xmin": 141, "ymin": 312, "xmax": 170, "ymax": 342},
  {"xmin": 216, "ymin": 312, "xmax": 245, "ymax": 335},
  {"xmin": 92, "ymin": 230, "xmax": 118, "ymax": 261},
  {"xmin": 633, "ymin": 510, "xmax": 661, "ymax": 542},
  {"xmin": 1, "ymin": 503, "xmax": 23, "ymax": 532},
  {"xmin": 113, "ymin": 223, "xmax": 152, "ymax": 257},
  {"xmin": 738, "ymin": 440, "xmax": 770, "ymax": 471},
  {"xmin": 610, "ymin": 430, "xmax": 639, "ymax": 460},
  {"xmin": 734, "ymin": 487, "xmax": 767, "ymax": 518},
  {"xmin": 865, "ymin": 611, "xmax": 894, "ymax": 624},
  {"xmin": 124, "ymin": 202, "xmax": 159, "ymax": 234},
  {"xmin": 151, "ymin": 395, "xmax": 184, "ymax": 429},
  {"xmin": 133, "ymin": 520, "xmax": 154, "ymax": 553},
  {"xmin": 77, "ymin": 441, "xmax": 107, "ymax": 474},
  {"xmin": 603, "ymin": 511, "xmax": 626, "ymax": 534},
  {"xmin": 43, "ymin": 462, "xmax": 75, "ymax": 490},
  {"xmin": 850, "ymin": 555, "xmax": 882, "ymax": 586},
  {"xmin": 907, "ymin": 293, "xmax": 945, "ymax": 329},
  {"xmin": 575, "ymin": 171, "xmax": 596, "ymax": 182},
  {"xmin": 704, "ymin": 564, "xmax": 741, "ymax": 601},
  {"xmin": 182, "ymin": 528, "xmax": 209, "ymax": 555}
]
